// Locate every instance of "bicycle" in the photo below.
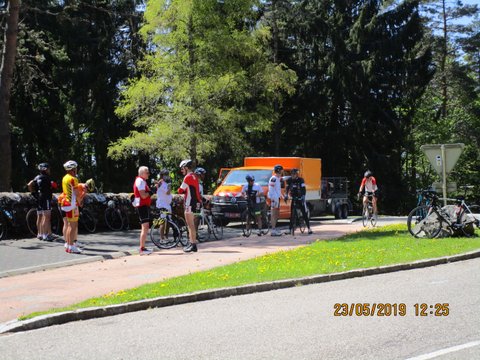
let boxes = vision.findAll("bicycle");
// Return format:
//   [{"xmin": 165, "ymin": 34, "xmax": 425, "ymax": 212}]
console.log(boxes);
[
  {"xmin": 79, "ymin": 207, "xmax": 97, "ymax": 233},
  {"xmin": 289, "ymin": 197, "xmax": 309, "ymax": 236},
  {"xmin": 0, "ymin": 206, "xmax": 21, "ymax": 240},
  {"xmin": 150, "ymin": 208, "xmax": 189, "ymax": 249},
  {"xmin": 104, "ymin": 199, "xmax": 130, "ymax": 231},
  {"xmin": 241, "ymin": 199, "xmax": 270, "ymax": 237},
  {"xmin": 26, "ymin": 204, "xmax": 62, "ymax": 237},
  {"xmin": 197, "ymin": 202, "xmax": 224, "ymax": 242},
  {"xmin": 407, "ymin": 191, "xmax": 480, "ymax": 238},
  {"xmin": 361, "ymin": 192, "xmax": 377, "ymax": 227}
]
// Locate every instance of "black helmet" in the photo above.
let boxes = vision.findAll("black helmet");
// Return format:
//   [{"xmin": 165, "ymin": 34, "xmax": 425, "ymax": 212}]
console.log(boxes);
[
  {"xmin": 364, "ymin": 170, "xmax": 373, "ymax": 178},
  {"xmin": 38, "ymin": 163, "xmax": 49, "ymax": 172},
  {"xmin": 159, "ymin": 168, "xmax": 169, "ymax": 176},
  {"xmin": 246, "ymin": 174, "xmax": 255, "ymax": 182},
  {"xmin": 179, "ymin": 159, "xmax": 193, "ymax": 169},
  {"xmin": 291, "ymin": 168, "xmax": 299, "ymax": 175},
  {"xmin": 274, "ymin": 164, "xmax": 283, "ymax": 173}
]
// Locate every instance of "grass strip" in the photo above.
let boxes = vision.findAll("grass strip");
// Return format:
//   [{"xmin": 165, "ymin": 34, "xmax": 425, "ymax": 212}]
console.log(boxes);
[{"xmin": 20, "ymin": 224, "xmax": 480, "ymax": 320}]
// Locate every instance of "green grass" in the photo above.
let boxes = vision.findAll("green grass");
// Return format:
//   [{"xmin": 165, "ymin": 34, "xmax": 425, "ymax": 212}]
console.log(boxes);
[{"xmin": 20, "ymin": 224, "xmax": 480, "ymax": 320}]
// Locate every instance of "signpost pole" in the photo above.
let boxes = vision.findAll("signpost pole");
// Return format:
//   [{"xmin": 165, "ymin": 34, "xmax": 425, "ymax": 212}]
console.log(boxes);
[{"xmin": 441, "ymin": 144, "xmax": 447, "ymax": 206}]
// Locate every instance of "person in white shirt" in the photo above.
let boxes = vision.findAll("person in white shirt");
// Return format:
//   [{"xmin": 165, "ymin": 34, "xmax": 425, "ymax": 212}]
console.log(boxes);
[
  {"xmin": 241, "ymin": 174, "xmax": 265, "ymax": 236},
  {"xmin": 268, "ymin": 164, "xmax": 283, "ymax": 236},
  {"xmin": 156, "ymin": 169, "xmax": 172, "ymax": 212}
]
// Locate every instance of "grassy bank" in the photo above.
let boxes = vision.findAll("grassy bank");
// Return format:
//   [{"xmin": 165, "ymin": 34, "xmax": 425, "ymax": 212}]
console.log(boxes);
[{"xmin": 21, "ymin": 224, "xmax": 480, "ymax": 320}]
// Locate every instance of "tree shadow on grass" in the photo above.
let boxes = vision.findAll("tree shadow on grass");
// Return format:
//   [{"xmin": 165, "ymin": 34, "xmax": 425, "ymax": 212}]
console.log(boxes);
[{"xmin": 328, "ymin": 228, "xmax": 407, "ymax": 243}]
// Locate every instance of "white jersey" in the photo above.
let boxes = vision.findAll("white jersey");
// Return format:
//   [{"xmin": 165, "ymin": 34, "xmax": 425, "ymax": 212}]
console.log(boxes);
[
  {"xmin": 242, "ymin": 183, "xmax": 263, "ymax": 204},
  {"xmin": 156, "ymin": 181, "xmax": 172, "ymax": 211},
  {"xmin": 268, "ymin": 175, "xmax": 282, "ymax": 200}
]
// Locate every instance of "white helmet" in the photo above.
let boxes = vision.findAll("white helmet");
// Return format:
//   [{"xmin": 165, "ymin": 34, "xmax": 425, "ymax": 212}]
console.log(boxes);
[
  {"xmin": 179, "ymin": 159, "xmax": 193, "ymax": 169},
  {"xmin": 63, "ymin": 160, "xmax": 78, "ymax": 171}
]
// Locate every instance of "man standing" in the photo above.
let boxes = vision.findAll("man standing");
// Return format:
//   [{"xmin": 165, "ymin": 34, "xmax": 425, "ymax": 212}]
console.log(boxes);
[
  {"xmin": 268, "ymin": 164, "xmax": 283, "ymax": 236},
  {"xmin": 60, "ymin": 160, "xmax": 82, "ymax": 254},
  {"xmin": 27, "ymin": 163, "xmax": 56, "ymax": 241},
  {"xmin": 133, "ymin": 166, "xmax": 153, "ymax": 255},
  {"xmin": 284, "ymin": 168, "xmax": 312, "ymax": 235},
  {"xmin": 178, "ymin": 159, "xmax": 201, "ymax": 253}
]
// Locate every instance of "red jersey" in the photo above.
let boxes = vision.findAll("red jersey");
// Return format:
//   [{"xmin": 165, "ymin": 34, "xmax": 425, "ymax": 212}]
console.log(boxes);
[
  {"xmin": 178, "ymin": 172, "xmax": 201, "ymax": 208},
  {"xmin": 132, "ymin": 176, "xmax": 151, "ymax": 207}
]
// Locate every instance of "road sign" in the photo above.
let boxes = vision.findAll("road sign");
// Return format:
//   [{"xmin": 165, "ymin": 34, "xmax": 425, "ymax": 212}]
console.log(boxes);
[
  {"xmin": 420, "ymin": 143, "xmax": 464, "ymax": 205},
  {"xmin": 420, "ymin": 143, "xmax": 464, "ymax": 176}
]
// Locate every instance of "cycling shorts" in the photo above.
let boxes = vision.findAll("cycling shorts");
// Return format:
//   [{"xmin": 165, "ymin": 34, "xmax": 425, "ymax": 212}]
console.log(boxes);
[
  {"xmin": 63, "ymin": 207, "xmax": 79, "ymax": 223},
  {"xmin": 37, "ymin": 197, "xmax": 52, "ymax": 212},
  {"xmin": 136, "ymin": 205, "xmax": 150, "ymax": 224}
]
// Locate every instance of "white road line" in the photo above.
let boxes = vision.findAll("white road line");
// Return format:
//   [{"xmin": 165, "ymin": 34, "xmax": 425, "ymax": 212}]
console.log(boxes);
[{"xmin": 406, "ymin": 340, "xmax": 480, "ymax": 360}]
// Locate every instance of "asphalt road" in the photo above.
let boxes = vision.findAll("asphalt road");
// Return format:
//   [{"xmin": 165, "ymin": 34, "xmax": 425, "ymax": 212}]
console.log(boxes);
[{"xmin": 1, "ymin": 257, "xmax": 478, "ymax": 360}]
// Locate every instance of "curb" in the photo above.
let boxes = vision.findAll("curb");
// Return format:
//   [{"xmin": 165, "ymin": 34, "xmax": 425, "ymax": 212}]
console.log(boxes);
[
  {"xmin": 2, "ymin": 249, "xmax": 480, "ymax": 335},
  {"xmin": 0, "ymin": 249, "xmax": 143, "ymax": 279}
]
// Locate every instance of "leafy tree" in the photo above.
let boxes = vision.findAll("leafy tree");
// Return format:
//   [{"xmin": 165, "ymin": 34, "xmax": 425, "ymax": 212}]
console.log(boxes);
[{"xmin": 110, "ymin": 0, "xmax": 296, "ymax": 175}]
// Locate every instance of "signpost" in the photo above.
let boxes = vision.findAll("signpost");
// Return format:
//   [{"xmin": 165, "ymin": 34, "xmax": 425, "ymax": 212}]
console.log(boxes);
[{"xmin": 420, "ymin": 143, "xmax": 464, "ymax": 206}]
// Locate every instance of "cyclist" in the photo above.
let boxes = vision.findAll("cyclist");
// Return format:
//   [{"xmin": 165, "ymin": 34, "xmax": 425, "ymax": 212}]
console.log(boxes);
[
  {"xmin": 178, "ymin": 159, "xmax": 202, "ymax": 253},
  {"xmin": 268, "ymin": 164, "xmax": 283, "ymax": 236},
  {"xmin": 133, "ymin": 166, "xmax": 153, "ymax": 255},
  {"xmin": 27, "ymin": 163, "xmax": 57, "ymax": 241},
  {"xmin": 358, "ymin": 170, "xmax": 378, "ymax": 217},
  {"xmin": 284, "ymin": 168, "xmax": 312, "ymax": 235},
  {"xmin": 194, "ymin": 167, "xmax": 206, "ymax": 197},
  {"xmin": 60, "ymin": 160, "xmax": 82, "ymax": 254},
  {"xmin": 155, "ymin": 169, "xmax": 172, "ymax": 241},
  {"xmin": 241, "ymin": 174, "xmax": 264, "ymax": 236}
]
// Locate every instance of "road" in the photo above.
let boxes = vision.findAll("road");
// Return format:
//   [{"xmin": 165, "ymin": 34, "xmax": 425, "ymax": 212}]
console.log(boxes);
[{"xmin": 1, "ymin": 257, "xmax": 478, "ymax": 360}]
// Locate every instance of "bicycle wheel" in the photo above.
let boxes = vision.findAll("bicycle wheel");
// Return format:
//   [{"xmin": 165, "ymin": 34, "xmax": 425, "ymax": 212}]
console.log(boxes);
[
  {"xmin": 260, "ymin": 210, "xmax": 271, "ymax": 235},
  {"xmin": 362, "ymin": 205, "xmax": 369, "ymax": 227},
  {"xmin": 26, "ymin": 208, "xmax": 38, "ymax": 237},
  {"xmin": 80, "ymin": 208, "xmax": 97, "ymax": 233},
  {"xmin": 370, "ymin": 209, "xmax": 377, "ymax": 227},
  {"xmin": 121, "ymin": 209, "xmax": 130, "ymax": 230},
  {"xmin": 175, "ymin": 217, "xmax": 190, "ymax": 246},
  {"xmin": 407, "ymin": 205, "xmax": 442, "ymax": 238},
  {"xmin": 297, "ymin": 208, "xmax": 306, "ymax": 233},
  {"xmin": 51, "ymin": 208, "xmax": 62, "ymax": 235},
  {"xmin": 104, "ymin": 207, "xmax": 124, "ymax": 231},
  {"xmin": 150, "ymin": 218, "xmax": 178, "ymax": 249},
  {"xmin": 241, "ymin": 210, "xmax": 253, "ymax": 237},
  {"xmin": 0, "ymin": 212, "xmax": 7, "ymax": 240},
  {"xmin": 208, "ymin": 214, "xmax": 223, "ymax": 240}
]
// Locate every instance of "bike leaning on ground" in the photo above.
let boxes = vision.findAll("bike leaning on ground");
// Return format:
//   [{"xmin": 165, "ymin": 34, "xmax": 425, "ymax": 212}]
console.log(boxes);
[{"xmin": 407, "ymin": 191, "xmax": 480, "ymax": 238}]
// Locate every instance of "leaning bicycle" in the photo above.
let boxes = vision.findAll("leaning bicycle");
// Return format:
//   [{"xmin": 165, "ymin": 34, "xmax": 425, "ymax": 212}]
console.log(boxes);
[
  {"xmin": 104, "ymin": 199, "xmax": 129, "ymax": 231},
  {"xmin": 407, "ymin": 191, "xmax": 480, "ymax": 238},
  {"xmin": 150, "ymin": 208, "xmax": 189, "ymax": 249},
  {"xmin": 196, "ymin": 198, "xmax": 224, "ymax": 242}
]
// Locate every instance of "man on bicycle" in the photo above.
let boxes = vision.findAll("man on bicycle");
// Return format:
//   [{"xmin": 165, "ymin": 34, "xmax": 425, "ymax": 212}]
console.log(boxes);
[
  {"xmin": 284, "ymin": 168, "xmax": 312, "ymax": 235},
  {"xmin": 358, "ymin": 170, "xmax": 378, "ymax": 216},
  {"xmin": 241, "ymin": 174, "xmax": 264, "ymax": 236}
]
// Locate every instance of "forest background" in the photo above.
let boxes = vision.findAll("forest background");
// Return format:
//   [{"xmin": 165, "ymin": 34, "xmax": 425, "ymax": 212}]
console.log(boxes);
[{"xmin": 0, "ymin": 0, "xmax": 478, "ymax": 214}]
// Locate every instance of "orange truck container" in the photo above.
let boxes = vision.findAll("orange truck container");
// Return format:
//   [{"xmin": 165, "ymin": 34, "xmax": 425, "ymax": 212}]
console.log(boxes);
[{"xmin": 212, "ymin": 157, "xmax": 347, "ymax": 223}]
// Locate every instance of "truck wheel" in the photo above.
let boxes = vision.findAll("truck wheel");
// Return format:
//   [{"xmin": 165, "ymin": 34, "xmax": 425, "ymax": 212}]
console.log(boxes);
[
  {"xmin": 341, "ymin": 205, "xmax": 348, "ymax": 219},
  {"xmin": 334, "ymin": 206, "xmax": 342, "ymax": 219}
]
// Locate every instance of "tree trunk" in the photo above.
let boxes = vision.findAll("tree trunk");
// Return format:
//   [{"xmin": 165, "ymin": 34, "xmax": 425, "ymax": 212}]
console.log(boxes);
[
  {"xmin": 440, "ymin": 0, "xmax": 448, "ymax": 119},
  {"xmin": 0, "ymin": 0, "xmax": 20, "ymax": 191}
]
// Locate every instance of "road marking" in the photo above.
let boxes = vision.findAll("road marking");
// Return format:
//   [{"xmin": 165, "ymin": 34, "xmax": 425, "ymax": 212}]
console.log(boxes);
[{"xmin": 406, "ymin": 340, "xmax": 480, "ymax": 360}]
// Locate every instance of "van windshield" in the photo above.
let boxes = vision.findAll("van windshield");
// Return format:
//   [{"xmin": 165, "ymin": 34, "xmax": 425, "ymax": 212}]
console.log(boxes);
[{"xmin": 222, "ymin": 169, "xmax": 272, "ymax": 186}]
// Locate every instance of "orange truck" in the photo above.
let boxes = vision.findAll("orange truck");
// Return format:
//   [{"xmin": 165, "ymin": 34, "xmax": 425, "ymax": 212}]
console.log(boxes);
[{"xmin": 212, "ymin": 157, "xmax": 351, "ymax": 223}]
